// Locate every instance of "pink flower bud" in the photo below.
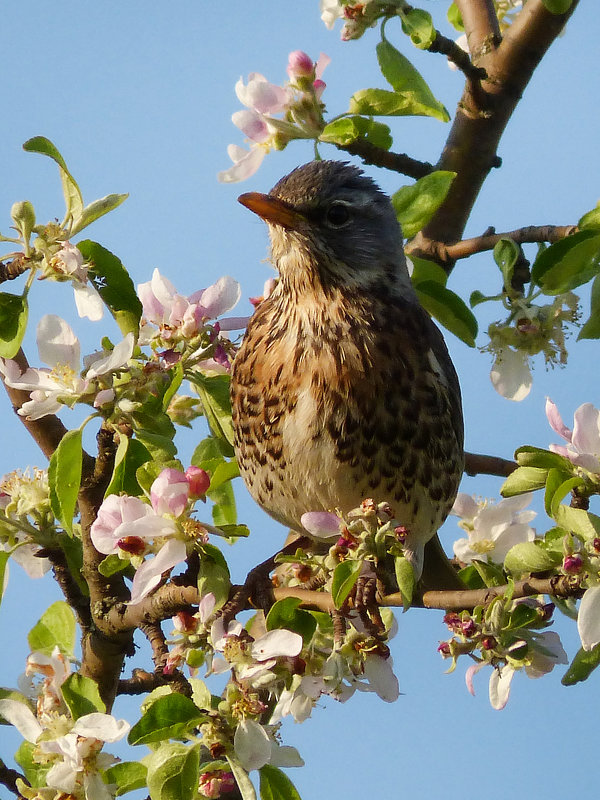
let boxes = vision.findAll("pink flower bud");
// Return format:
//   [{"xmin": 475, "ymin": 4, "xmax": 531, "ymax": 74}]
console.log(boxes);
[
  {"xmin": 185, "ymin": 466, "xmax": 210, "ymax": 499},
  {"xmin": 563, "ymin": 554, "xmax": 583, "ymax": 574},
  {"xmin": 150, "ymin": 468, "xmax": 189, "ymax": 517},
  {"xmin": 287, "ymin": 50, "xmax": 314, "ymax": 80}
]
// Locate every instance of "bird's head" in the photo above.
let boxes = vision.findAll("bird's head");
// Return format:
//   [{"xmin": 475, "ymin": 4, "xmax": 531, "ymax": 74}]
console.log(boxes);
[{"xmin": 238, "ymin": 160, "xmax": 414, "ymax": 297}]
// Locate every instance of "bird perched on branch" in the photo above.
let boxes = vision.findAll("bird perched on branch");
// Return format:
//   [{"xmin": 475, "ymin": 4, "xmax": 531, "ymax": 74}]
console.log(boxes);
[{"xmin": 231, "ymin": 160, "xmax": 463, "ymax": 586}]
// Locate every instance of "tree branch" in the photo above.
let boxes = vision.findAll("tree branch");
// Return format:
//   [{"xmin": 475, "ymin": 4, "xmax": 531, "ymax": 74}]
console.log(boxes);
[
  {"xmin": 415, "ymin": 224, "xmax": 578, "ymax": 264},
  {"xmin": 464, "ymin": 451, "xmax": 517, "ymax": 477},
  {"xmin": 0, "ymin": 759, "xmax": 28, "ymax": 799},
  {"xmin": 337, "ymin": 139, "xmax": 434, "ymax": 179},
  {"xmin": 411, "ymin": 0, "xmax": 579, "ymax": 264}
]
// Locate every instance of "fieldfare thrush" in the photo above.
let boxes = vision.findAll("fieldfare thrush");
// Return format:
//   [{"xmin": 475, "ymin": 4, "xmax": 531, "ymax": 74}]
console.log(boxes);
[{"xmin": 231, "ymin": 160, "xmax": 464, "ymax": 586}]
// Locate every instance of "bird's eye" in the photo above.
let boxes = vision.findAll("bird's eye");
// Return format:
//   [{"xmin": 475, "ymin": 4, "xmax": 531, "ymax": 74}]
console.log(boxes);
[{"xmin": 324, "ymin": 202, "xmax": 352, "ymax": 228}]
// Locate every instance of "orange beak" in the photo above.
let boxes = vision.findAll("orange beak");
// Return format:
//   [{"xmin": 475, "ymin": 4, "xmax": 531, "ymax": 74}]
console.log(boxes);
[{"xmin": 238, "ymin": 192, "xmax": 304, "ymax": 230}]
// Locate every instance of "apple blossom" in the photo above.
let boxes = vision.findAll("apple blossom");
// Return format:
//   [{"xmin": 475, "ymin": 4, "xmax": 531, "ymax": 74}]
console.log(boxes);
[
  {"xmin": 451, "ymin": 492, "xmax": 536, "ymax": 565},
  {"xmin": 0, "ymin": 316, "xmax": 134, "ymax": 420},
  {"xmin": 546, "ymin": 398, "xmax": 600, "ymax": 474},
  {"xmin": 44, "ymin": 242, "xmax": 104, "ymax": 321},
  {"xmin": 233, "ymin": 718, "xmax": 304, "ymax": 772}
]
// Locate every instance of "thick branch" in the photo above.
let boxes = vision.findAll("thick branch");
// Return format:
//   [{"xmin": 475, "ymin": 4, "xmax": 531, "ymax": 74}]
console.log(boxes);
[
  {"xmin": 411, "ymin": 0, "xmax": 579, "ymax": 262},
  {"xmin": 0, "ymin": 759, "xmax": 27, "ymax": 799},
  {"xmin": 417, "ymin": 224, "xmax": 578, "ymax": 264}
]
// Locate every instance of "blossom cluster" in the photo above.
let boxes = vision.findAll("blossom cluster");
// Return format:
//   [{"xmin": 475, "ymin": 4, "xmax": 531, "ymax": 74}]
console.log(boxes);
[
  {"xmin": 0, "ymin": 647, "xmax": 130, "ymax": 800},
  {"xmin": 218, "ymin": 50, "xmax": 330, "ymax": 183},
  {"xmin": 0, "ymin": 467, "xmax": 52, "ymax": 580},
  {"xmin": 438, "ymin": 598, "xmax": 567, "ymax": 710}
]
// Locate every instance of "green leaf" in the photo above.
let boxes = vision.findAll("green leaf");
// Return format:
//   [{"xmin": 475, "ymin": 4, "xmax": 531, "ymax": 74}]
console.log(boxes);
[
  {"xmin": 70, "ymin": 193, "xmax": 128, "ymax": 237},
  {"xmin": 105, "ymin": 437, "xmax": 152, "ymax": 497},
  {"xmin": 409, "ymin": 256, "xmax": 448, "ymax": 286},
  {"xmin": 77, "ymin": 240, "xmax": 142, "ymax": 337},
  {"xmin": 259, "ymin": 765, "xmax": 302, "ymax": 800},
  {"xmin": 578, "ymin": 204, "xmax": 600, "ymax": 230},
  {"xmin": 15, "ymin": 740, "xmax": 49, "ymax": 788},
  {"xmin": 578, "ymin": 273, "xmax": 600, "ymax": 340},
  {"xmin": 457, "ymin": 564, "xmax": 485, "ymax": 589},
  {"xmin": 447, "ymin": 2, "xmax": 464, "ymax": 31},
  {"xmin": 190, "ymin": 373, "xmax": 235, "ymax": 453},
  {"xmin": 399, "ymin": 8, "xmax": 436, "ymax": 49},
  {"xmin": 500, "ymin": 466, "xmax": 548, "ymax": 497},
  {"xmin": 562, "ymin": 643, "xmax": 600, "ymax": 685},
  {"xmin": 493, "ymin": 238, "xmax": 520, "ymax": 290},
  {"xmin": 208, "ymin": 459, "xmax": 240, "ymax": 492},
  {"xmin": 128, "ymin": 693, "xmax": 205, "ymax": 745},
  {"xmin": 28, "ymin": 601, "xmax": 76, "ymax": 657},
  {"xmin": 394, "ymin": 555, "xmax": 415, "ymax": 609},
  {"xmin": 198, "ymin": 543, "xmax": 231, "ymax": 610},
  {"xmin": 23, "ymin": 136, "xmax": 83, "ymax": 222},
  {"xmin": 98, "ymin": 553, "xmax": 131, "ymax": 577},
  {"xmin": 163, "ymin": 362, "xmax": 184, "ymax": 412},
  {"xmin": 392, "ymin": 171, "xmax": 455, "ymax": 239},
  {"xmin": 320, "ymin": 116, "xmax": 392, "ymax": 150},
  {"xmin": 103, "ymin": 761, "xmax": 148, "ymax": 796},
  {"xmin": 504, "ymin": 541, "xmax": 561, "ymax": 575},
  {"xmin": 146, "ymin": 743, "xmax": 200, "ymax": 800},
  {"xmin": 544, "ymin": 469, "xmax": 584, "ymax": 517},
  {"xmin": 61, "ymin": 673, "xmax": 106, "ymax": 719},
  {"xmin": 266, "ymin": 598, "xmax": 317, "ymax": 646},
  {"xmin": 375, "ymin": 39, "xmax": 449, "ymax": 121},
  {"xmin": 227, "ymin": 755, "xmax": 257, "ymax": 800},
  {"xmin": 530, "ymin": 230, "xmax": 600, "ymax": 295},
  {"xmin": 514, "ymin": 445, "xmax": 572, "ymax": 471},
  {"xmin": 553, "ymin": 505, "xmax": 600, "ymax": 542},
  {"xmin": 48, "ymin": 428, "xmax": 83, "ymax": 535},
  {"xmin": 209, "ymin": 481, "xmax": 238, "ymax": 526},
  {"xmin": 0, "ymin": 292, "xmax": 28, "ymax": 358},
  {"xmin": 414, "ymin": 281, "xmax": 477, "ymax": 346},
  {"xmin": 331, "ymin": 559, "xmax": 363, "ymax": 609},
  {"xmin": 349, "ymin": 87, "xmax": 448, "ymax": 122},
  {"xmin": 470, "ymin": 559, "xmax": 506, "ymax": 588},
  {"xmin": 469, "ymin": 289, "xmax": 503, "ymax": 308},
  {"xmin": 542, "ymin": 0, "xmax": 573, "ymax": 13}
]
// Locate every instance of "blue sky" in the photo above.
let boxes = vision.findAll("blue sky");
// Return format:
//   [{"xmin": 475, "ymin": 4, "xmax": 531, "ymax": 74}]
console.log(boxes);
[{"xmin": 1, "ymin": 3, "xmax": 599, "ymax": 799}]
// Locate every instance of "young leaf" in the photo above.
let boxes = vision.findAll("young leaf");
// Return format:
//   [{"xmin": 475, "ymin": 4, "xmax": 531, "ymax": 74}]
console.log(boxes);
[
  {"xmin": 226, "ymin": 754, "xmax": 257, "ymax": 800},
  {"xmin": 198, "ymin": 543, "xmax": 231, "ymax": 610},
  {"xmin": 259, "ymin": 764, "xmax": 302, "ymax": 800},
  {"xmin": 331, "ymin": 559, "xmax": 363, "ymax": 609},
  {"xmin": 392, "ymin": 171, "xmax": 455, "ymax": 238},
  {"xmin": 493, "ymin": 238, "xmax": 520, "ymax": 290},
  {"xmin": 77, "ymin": 240, "xmax": 142, "ymax": 337},
  {"xmin": 320, "ymin": 116, "xmax": 392, "ymax": 150},
  {"xmin": 562, "ymin": 642, "xmax": 600, "ymax": 685},
  {"xmin": 578, "ymin": 204, "xmax": 600, "ymax": 230},
  {"xmin": 578, "ymin": 273, "xmax": 600, "ymax": 340},
  {"xmin": 70, "ymin": 193, "xmax": 128, "ymax": 237},
  {"xmin": 128, "ymin": 694, "xmax": 205, "ymax": 745},
  {"xmin": 266, "ymin": 598, "xmax": 317, "ymax": 646},
  {"xmin": 394, "ymin": 555, "xmax": 415, "ymax": 609},
  {"xmin": 409, "ymin": 256, "xmax": 448, "ymax": 286},
  {"xmin": 146, "ymin": 742, "xmax": 200, "ymax": 800},
  {"xmin": 504, "ymin": 541, "xmax": 560, "ymax": 575},
  {"xmin": 0, "ymin": 551, "xmax": 10, "ymax": 608},
  {"xmin": 542, "ymin": 0, "xmax": 573, "ymax": 12},
  {"xmin": 399, "ymin": 8, "xmax": 436, "ymax": 49},
  {"xmin": 500, "ymin": 466, "xmax": 548, "ymax": 497},
  {"xmin": 103, "ymin": 761, "xmax": 148, "ymax": 797},
  {"xmin": 61, "ymin": 673, "xmax": 106, "ymax": 719},
  {"xmin": 414, "ymin": 281, "xmax": 477, "ymax": 346},
  {"xmin": 349, "ymin": 87, "xmax": 448, "ymax": 122},
  {"xmin": 28, "ymin": 601, "xmax": 76, "ymax": 657},
  {"xmin": 553, "ymin": 505, "xmax": 600, "ymax": 542},
  {"xmin": 0, "ymin": 292, "xmax": 28, "ymax": 358},
  {"xmin": 375, "ymin": 39, "xmax": 449, "ymax": 121},
  {"xmin": 48, "ymin": 429, "xmax": 83, "ymax": 535},
  {"xmin": 190, "ymin": 373, "xmax": 235, "ymax": 453},
  {"xmin": 544, "ymin": 469, "xmax": 584, "ymax": 517},
  {"xmin": 530, "ymin": 230, "xmax": 600, "ymax": 295},
  {"xmin": 209, "ymin": 481, "xmax": 238, "ymax": 526},
  {"xmin": 23, "ymin": 136, "xmax": 83, "ymax": 222},
  {"xmin": 514, "ymin": 445, "xmax": 572, "ymax": 471},
  {"xmin": 105, "ymin": 436, "xmax": 152, "ymax": 497}
]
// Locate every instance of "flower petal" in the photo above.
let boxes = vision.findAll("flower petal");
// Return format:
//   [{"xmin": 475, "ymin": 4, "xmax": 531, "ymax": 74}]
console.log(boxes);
[
  {"xmin": 251, "ymin": 629, "xmax": 303, "ymax": 661},
  {"xmin": 234, "ymin": 718, "xmax": 272, "ymax": 771},
  {"xmin": 490, "ymin": 348, "xmax": 532, "ymax": 401},
  {"xmin": 301, "ymin": 511, "xmax": 341, "ymax": 538},
  {"xmin": 86, "ymin": 334, "xmax": 134, "ymax": 379},
  {"xmin": 545, "ymin": 397, "xmax": 572, "ymax": 442},
  {"xmin": 488, "ymin": 664, "xmax": 514, "ymax": 710},
  {"xmin": 0, "ymin": 699, "xmax": 43, "ymax": 742},
  {"xmin": 73, "ymin": 283, "xmax": 104, "ymax": 321},
  {"xmin": 363, "ymin": 654, "xmax": 400, "ymax": 703},
  {"xmin": 37, "ymin": 315, "xmax": 80, "ymax": 371},
  {"xmin": 72, "ymin": 712, "xmax": 130, "ymax": 742},
  {"xmin": 128, "ymin": 538, "xmax": 187, "ymax": 605},
  {"xmin": 577, "ymin": 586, "xmax": 600, "ymax": 650}
]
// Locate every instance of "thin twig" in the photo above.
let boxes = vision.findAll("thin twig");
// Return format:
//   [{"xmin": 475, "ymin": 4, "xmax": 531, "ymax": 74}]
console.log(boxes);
[
  {"xmin": 464, "ymin": 451, "xmax": 517, "ymax": 478},
  {"xmin": 337, "ymin": 139, "xmax": 434, "ymax": 179}
]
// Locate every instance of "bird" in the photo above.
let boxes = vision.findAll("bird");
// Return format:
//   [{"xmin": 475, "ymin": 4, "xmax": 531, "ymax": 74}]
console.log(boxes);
[{"xmin": 231, "ymin": 160, "xmax": 464, "ymax": 586}]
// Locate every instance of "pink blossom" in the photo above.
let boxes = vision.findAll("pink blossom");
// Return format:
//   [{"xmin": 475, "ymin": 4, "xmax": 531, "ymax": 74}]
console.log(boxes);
[
  {"xmin": 235, "ymin": 73, "xmax": 290, "ymax": 114},
  {"xmin": 301, "ymin": 511, "xmax": 342, "ymax": 538},
  {"xmin": 150, "ymin": 468, "xmax": 189, "ymax": 517},
  {"xmin": 546, "ymin": 398, "xmax": 600, "ymax": 473}
]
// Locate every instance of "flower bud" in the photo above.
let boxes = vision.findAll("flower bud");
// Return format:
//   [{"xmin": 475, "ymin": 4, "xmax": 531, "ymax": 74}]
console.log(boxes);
[
  {"xmin": 117, "ymin": 535, "xmax": 146, "ymax": 556},
  {"xmin": 185, "ymin": 466, "xmax": 210, "ymax": 499},
  {"xmin": 287, "ymin": 50, "xmax": 314, "ymax": 80},
  {"xmin": 10, "ymin": 200, "xmax": 36, "ymax": 242},
  {"xmin": 563, "ymin": 554, "xmax": 583, "ymax": 574}
]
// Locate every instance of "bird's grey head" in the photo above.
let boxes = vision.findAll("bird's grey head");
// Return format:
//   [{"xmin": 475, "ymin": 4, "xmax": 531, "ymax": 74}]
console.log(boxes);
[{"xmin": 238, "ymin": 160, "xmax": 414, "ymax": 297}]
